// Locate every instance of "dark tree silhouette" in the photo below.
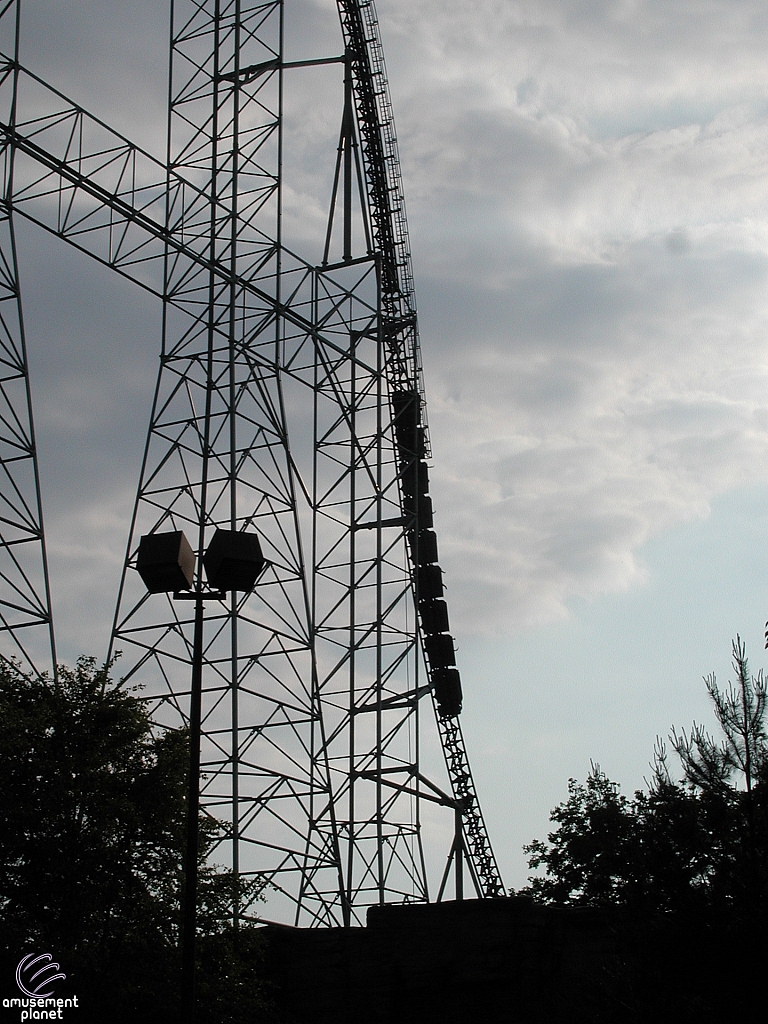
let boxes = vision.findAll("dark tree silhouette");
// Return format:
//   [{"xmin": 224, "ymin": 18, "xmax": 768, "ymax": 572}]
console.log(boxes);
[
  {"xmin": 517, "ymin": 638, "xmax": 768, "ymax": 1023},
  {"xmin": 0, "ymin": 656, "xmax": 274, "ymax": 1023},
  {"xmin": 523, "ymin": 637, "xmax": 768, "ymax": 910},
  {"xmin": 522, "ymin": 765, "xmax": 711, "ymax": 909}
]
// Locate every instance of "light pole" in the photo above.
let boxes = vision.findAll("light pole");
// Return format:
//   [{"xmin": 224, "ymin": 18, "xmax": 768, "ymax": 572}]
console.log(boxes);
[{"xmin": 136, "ymin": 528, "xmax": 266, "ymax": 1023}]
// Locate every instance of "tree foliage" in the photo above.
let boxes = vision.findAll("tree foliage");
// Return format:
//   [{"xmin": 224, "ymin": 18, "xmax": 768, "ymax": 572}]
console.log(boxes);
[
  {"xmin": 671, "ymin": 636, "xmax": 767, "ymax": 795},
  {"xmin": 0, "ymin": 656, "xmax": 274, "ymax": 1023},
  {"xmin": 519, "ymin": 637, "xmax": 768, "ymax": 1022},
  {"xmin": 523, "ymin": 637, "xmax": 768, "ymax": 909}
]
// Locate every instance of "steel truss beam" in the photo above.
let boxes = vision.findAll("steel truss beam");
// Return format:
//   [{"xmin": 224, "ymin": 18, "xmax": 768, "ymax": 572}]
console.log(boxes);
[{"xmin": 0, "ymin": 0, "xmax": 503, "ymax": 925}]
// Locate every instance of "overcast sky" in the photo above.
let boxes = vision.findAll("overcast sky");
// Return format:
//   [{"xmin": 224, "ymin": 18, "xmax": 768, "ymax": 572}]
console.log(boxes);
[{"xmin": 12, "ymin": 0, "xmax": 768, "ymax": 892}]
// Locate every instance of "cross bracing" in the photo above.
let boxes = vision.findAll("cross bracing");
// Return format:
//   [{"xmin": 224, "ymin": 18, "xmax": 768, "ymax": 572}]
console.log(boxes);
[{"xmin": 0, "ymin": 0, "xmax": 502, "ymax": 926}]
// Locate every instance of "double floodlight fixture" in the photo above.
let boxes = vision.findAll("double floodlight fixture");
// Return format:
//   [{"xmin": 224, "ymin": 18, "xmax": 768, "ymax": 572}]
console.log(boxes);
[
  {"xmin": 136, "ymin": 527, "xmax": 266, "ymax": 595},
  {"xmin": 134, "ymin": 525, "xmax": 267, "ymax": 1021}
]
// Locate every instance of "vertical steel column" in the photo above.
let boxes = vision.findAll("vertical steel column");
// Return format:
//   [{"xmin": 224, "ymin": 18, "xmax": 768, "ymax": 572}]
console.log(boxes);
[
  {"xmin": 0, "ymin": 0, "xmax": 56, "ymax": 680},
  {"xmin": 375, "ymin": 276, "xmax": 384, "ymax": 902},
  {"xmin": 227, "ymin": 0, "xmax": 242, "ymax": 927}
]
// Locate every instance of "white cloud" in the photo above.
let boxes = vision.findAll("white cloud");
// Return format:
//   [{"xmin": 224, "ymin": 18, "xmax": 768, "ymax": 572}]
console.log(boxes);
[
  {"xmin": 11, "ymin": 0, "xmax": 768, "ymax": 651},
  {"xmin": 424, "ymin": 240, "xmax": 768, "ymax": 631},
  {"xmin": 346, "ymin": 1, "xmax": 768, "ymax": 633}
]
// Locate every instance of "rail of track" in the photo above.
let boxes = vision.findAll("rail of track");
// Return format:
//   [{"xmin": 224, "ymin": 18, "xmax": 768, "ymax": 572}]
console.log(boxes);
[{"xmin": 338, "ymin": 0, "xmax": 504, "ymax": 898}]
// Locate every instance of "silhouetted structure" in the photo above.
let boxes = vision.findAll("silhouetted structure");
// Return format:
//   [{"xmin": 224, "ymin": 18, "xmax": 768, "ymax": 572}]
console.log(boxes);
[
  {"xmin": 261, "ymin": 896, "xmax": 768, "ymax": 1023},
  {"xmin": 0, "ymin": 0, "xmax": 501, "ymax": 926}
]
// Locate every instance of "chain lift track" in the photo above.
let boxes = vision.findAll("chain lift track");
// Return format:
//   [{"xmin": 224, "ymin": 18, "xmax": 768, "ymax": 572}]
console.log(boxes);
[
  {"xmin": 339, "ymin": 0, "xmax": 503, "ymax": 898},
  {"xmin": 0, "ymin": 0, "xmax": 503, "ymax": 919}
]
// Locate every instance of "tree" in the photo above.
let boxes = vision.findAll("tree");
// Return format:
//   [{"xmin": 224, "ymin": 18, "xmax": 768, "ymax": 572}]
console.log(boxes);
[
  {"xmin": 522, "ymin": 764, "xmax": 713, "ymax": 910},
  {"xmin": 519, "ymin": 638, "xmax": 768, "ymax": 1023},
  {"xmin": 522, "ymin": 637, "xmax": 768, "ymax": 910},
  {"xmin": 0, "ymin": 656, "xmax": 178, "ymax": 950},
  {"xmin": 0, "ymin": 657, "xmax": 273, "ymax": 1023},
  {"xmin": 671, "ymin": 636, "xmax": 767, "ymax": 796},
  {"xmin": 671, "ymin": 636, "xmax": 767, "ymax": 893}
]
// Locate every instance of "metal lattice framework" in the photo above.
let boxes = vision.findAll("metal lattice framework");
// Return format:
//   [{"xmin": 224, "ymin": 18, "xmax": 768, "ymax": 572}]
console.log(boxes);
[{"xmin": 0, "ymin": 0, "xmax": 502, "ymax": 926}]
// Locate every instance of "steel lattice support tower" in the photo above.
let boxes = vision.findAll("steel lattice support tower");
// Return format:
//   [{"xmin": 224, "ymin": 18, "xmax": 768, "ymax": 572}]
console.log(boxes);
[{"xmin": 0, "ymin": 0, "xmax": 503, "ymax": 926}]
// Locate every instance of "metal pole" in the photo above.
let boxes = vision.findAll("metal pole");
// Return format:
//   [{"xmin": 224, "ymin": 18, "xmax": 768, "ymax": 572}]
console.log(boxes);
[
  {"xmin": 181, "ymin": 592, "xmax": 205, "ymax": 1022},
  {"xmin": 455, "ymin": 803, "xmax": 464, "ymax": 902},
  {"xmin": 343, "ymin": 51, "xmax": 352, "ymax": 261}
]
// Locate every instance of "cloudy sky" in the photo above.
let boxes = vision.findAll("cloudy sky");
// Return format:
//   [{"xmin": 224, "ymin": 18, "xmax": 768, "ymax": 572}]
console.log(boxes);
[{"xmin": 12, "ymin": 0, "xmax": 768, "ymax": 891}]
